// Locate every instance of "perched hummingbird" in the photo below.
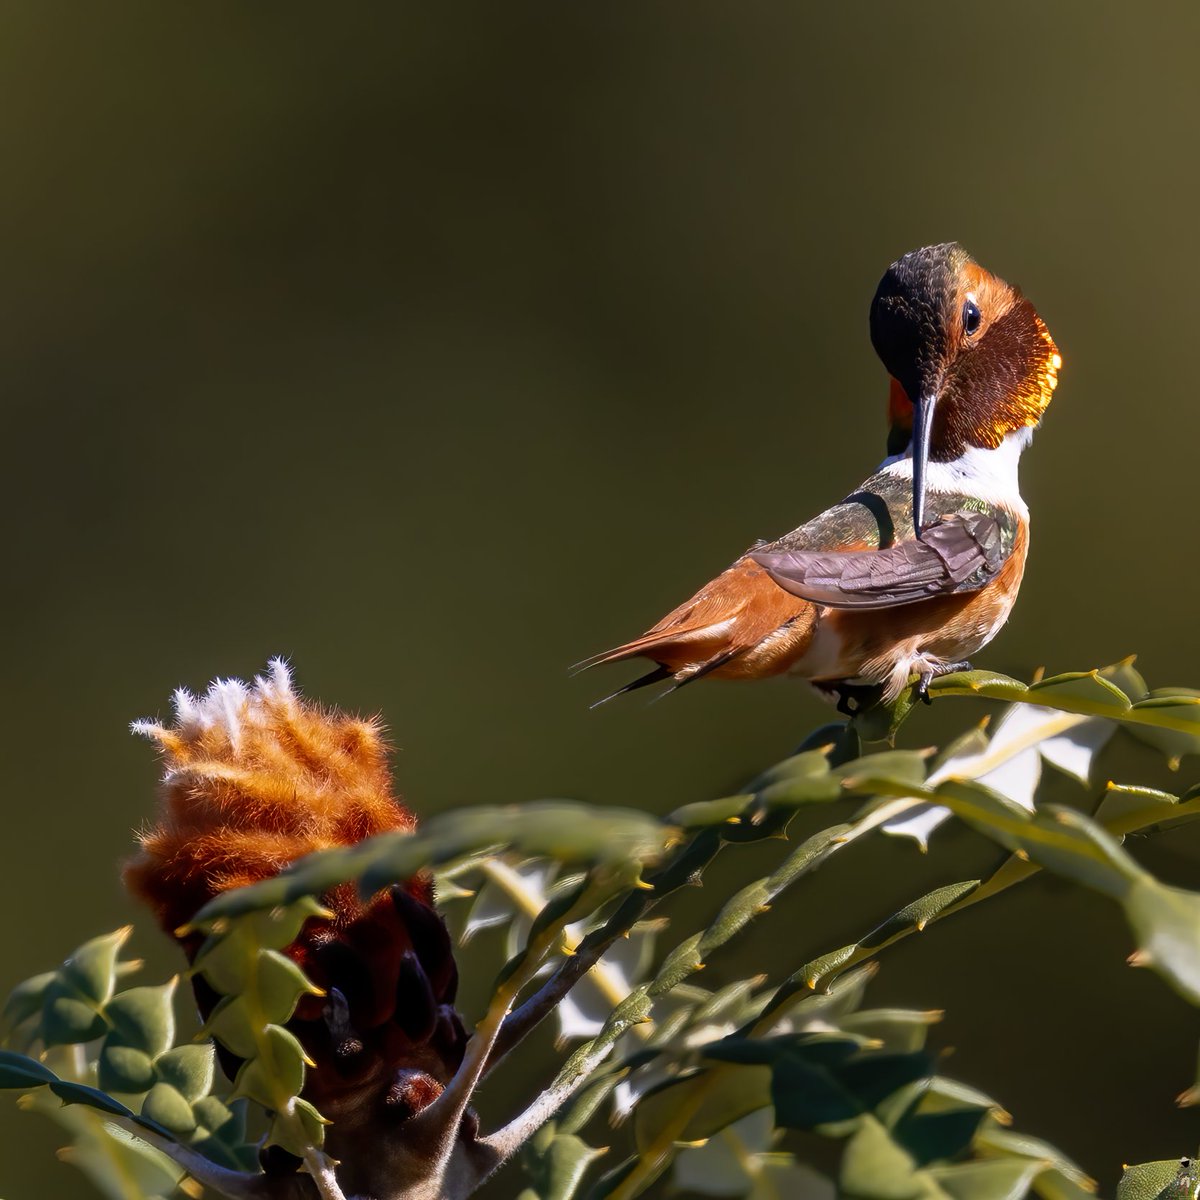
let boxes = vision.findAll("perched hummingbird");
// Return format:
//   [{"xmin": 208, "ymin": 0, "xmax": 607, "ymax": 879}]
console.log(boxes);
[{"xmin": 581, "ymin": 243, "xmax": 1062, "ymax": 710}]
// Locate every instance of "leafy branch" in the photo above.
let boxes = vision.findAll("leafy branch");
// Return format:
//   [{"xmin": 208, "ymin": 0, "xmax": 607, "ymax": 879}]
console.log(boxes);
[{"xmin": 4, "ymin": 658, "xmax": 1200, "ymax": 1200}]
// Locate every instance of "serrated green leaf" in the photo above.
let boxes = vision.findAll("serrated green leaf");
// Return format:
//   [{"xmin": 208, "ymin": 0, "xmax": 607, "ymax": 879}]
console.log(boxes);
[
  {"xmin": 292, "ymin": 1096, "xmax": 330, "ymax": 1143},
  {"xmin": 1117, "ymin": 1158, "xmax": 1199, "ymax": 1200},
  {"xmin": 0, "ymin": 1049, "xmax": 59, "ymax": 1088},
  {"xmin": 767, "ymin": 823, "xmax": 855, "ymax": 891},
  {"xmin": 672, "ymin": 1111, "xmax": 792, "ymax": 1198},
  {"xmin": 192, "ymin": 1094, "xmax": 239, "ymax": 1137},
  {"xmin": 703, "ymin": 1035, "xmax": 932, "ymax": 1135},
  {"xmin": 929, "ymin": 791, "xmax": 1132, "ymax": 899},
  {"xmin": 201, "ymin": 994, "xmax": 260, "ymax": 1059},
  {"xmin": 190, "ymin": 1095, "xmax": 256, "ymax": 1169},
  {"xmin": 930, "ymin": 1156, "xmax": 1045, "ymax": 1200},
  {"xmin": 793, "ymin": 945, "xmax": 859, "ymax": 991},
  {"xmin": 41, "ymin": 983, "xmax": 107, "ymax": 1045},
  {"xmin": 932, "ymin": 669, "xmax": 1027, "ymax": 698},
  {"xmin": 839, "ymin": 1114, "xmax": 927, "ymax": 1200},
  {"xmin": 1, "ymin": 971, "xmax": 57, "ymax": 1033},
  {"xmin": 894, "ymin": 1106, "xmax": 988, "ymax": 1167},
  {"xmin": 1095, "ymin": 784, "xmax": 1184, "ymax": 831},
  {"xmin": 756, "ymin": 1160, "xmax": 838, "ymax": 1200},
  {"xmin": 927, "ymin": 665, "xmax": 1200, "ymax": 766},
  {"xmin": 840, "ymin": 1009, "xmax": 943, "ymax": 1054},
  {"xmin": 689, "ymin": 978, "xmax": 761, "ymax": 1026},
  {"xmin": 230, "ymin": 1024, "xmax": 308, "ymax": 1108},
  {"xmin": 0, "ymin": 1052, "xmax": 181, "ymax": 1152},
  {"xmin": 697, "ymin": 881, "xmax": 772, "ymax": 957},
  {"xmin": 634, "ymin": 1066, "xmax": 771, "ymax": 1152},
  {"xmin": 585, "ymin": 1154, "xmax": 642, "ymax": 1200},
  {"xmin": 705, "ymin": 1033, "xmax": 862, "ymax": 1070},
  {"xmin": 1018, "ymin": 806, "xmax": 1137, "ymax": 897},
  {"xmin": 1124, "ymin": 875, "xmax": 1200, "ymax": 1004},
  {"xmin": 47, "ymin": 1079, "xmax": 139, "ymax": 1121},
  {"xmin": 859, "ymin": 882, "xmax": 980, "ymax": 949},
  {"xmin": 932, "ymin": 726, "xmax": 992, "ymax": 773},
  {"xmin": 256, "ymin": 949, "xmax": 321, "ymax": 1024},
  {"xmin": 747, "ymin": 748, "xmax": 837, "ymax": 792},
  {"xmin": 673, "ymin": 1131, "xmax": 758, "ymax": 1197},
  {"xmin": 1031, "ymin": 1168, "xmax": 1098, "ymax": 1200},
  {"xmin": 837, "ymin": 750, "xmax": 932, "ymax": 791},
  {"xmin": 97, "ymin": 1044, "xmax": 157, "ymax": 1095},
  {"xmin": 559, "ymin": 1071, "xmax": 626, "ymax": 1137},
  {"xmin": 154, "ymin": 1043, "xmax": 214, "ymax": 1103},
  {"xmin": 60, "ymin": 928, "xmax": 132, "ymax": 1007},
  {"xmin": 854, "ymin": 689, "xmax": 919, "ymax": 743},
  {"xmin": 140, "ymin": 1081, "xmax": 197, "ymax": 1135},
  {"xmin": 104, "ymin": 980, "xmax": 176, "ymax": 1058},
  {"xmin": 243, "ymin": 897, "xmax": 330, "ymax": 951},
  {"xmin": 194, "ymin": 803, "xmax": 672, "ymax": 922},
  {"xmin": 769, "ymin": 1052, "xmax": 864, "ymax": 1129},
  {"xmin": 650, "ymin": 934, "xmax": 704, "ymax": 994},
  {"xmin": 767, "ymin": 962, "xmax": 878, "ymax": 1029},
  {"xmin": 977, "ymin": 1128, "xmax": 1093, "ymax": 1189},
  {"xmin": 1126, "ymin": 693, "xmax": 1200, "ymax": 766},
  {"xmin": 1102, "ymin": 658, "xmax": 1149, "ymax": 702},
  {"xmin": 1029, "ymin": 670, "xmax": 1132, "ymax": 710},
  {"xmin": 266, "ymin": 1097, "xmax": 329, "ymax": 1156},
  {"xmin": 834, "ymin": 1051, "xmax": 935, "ymax": 1112},
  {"xmin": 190, "ymin": 924, "xmax": 258, "ymax": 996},
  {"xmin": 62, "ymin": 1121, "xmax": 185, "ymax": 1200},
  {"xmin": 928, "ymin": 779, "xmax": 1036, "ymax": 844},
  {"xmin": 884, "ymin": 791, "xmax": 1200, "ymax": 1007},
  {"xmin": 529, "ymin": 874, "xmax": 594, "ymax": 944},
  {"xmin": 670, "ymin": 795, "xmax": 754, "ymax": 829},
  {"xmin": 885, "ymin": 1077, "xmax": 1005, "ymax": 1123},
  {"xmin": 522, "ymin": 1122, "xmax": 607, "ymax": 1200}
]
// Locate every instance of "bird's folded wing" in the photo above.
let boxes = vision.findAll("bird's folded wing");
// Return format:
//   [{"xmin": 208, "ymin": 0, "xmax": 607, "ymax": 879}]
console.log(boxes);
[{"xmin": 748, "ymin": 510, "xmax": 1008, "ymax": 610}]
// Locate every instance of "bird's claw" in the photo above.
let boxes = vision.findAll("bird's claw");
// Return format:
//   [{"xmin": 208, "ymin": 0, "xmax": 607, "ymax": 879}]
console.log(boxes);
[{"xmin": 914, "ymin": 660, "xmax": 973, "ymax": 706}]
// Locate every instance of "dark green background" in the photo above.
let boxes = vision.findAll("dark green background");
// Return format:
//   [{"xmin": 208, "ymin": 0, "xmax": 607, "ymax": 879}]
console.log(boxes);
[{"xmin": 3, "ymin": 4, "xmax": 1199, "ymax": 1196}]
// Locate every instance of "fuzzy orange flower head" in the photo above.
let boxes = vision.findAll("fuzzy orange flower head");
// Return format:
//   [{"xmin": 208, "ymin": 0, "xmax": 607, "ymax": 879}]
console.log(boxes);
[{"xmin": 125, "ymin": 660, "xmax": 467, "ymax": 1132}]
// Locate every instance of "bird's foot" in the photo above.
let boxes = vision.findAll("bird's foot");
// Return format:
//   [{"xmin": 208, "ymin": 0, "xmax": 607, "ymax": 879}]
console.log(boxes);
[{"xmin": 914, "ymin": 660, "xmax": 973, "ymax": 705}]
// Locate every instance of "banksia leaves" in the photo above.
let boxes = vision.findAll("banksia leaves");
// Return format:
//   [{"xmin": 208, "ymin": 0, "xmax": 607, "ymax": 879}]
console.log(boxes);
[
  {"xmin": 6, "ymin": 657, "xmax": 1200, "ymax": 1200},
  {"xmin": 0, "ymin": 928, "xmax": 256, "ymax": 1196}
]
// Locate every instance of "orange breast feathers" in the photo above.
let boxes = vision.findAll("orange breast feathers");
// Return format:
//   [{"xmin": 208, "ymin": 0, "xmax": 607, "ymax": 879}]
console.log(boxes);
[
  {"xmin": 584, "ymin": 556, "xmax": 818, "ymax": 682},
  {"xmin": 588, "ymin": 510, "xmax": 1027, "ymax": 695},
  {"xmin": 829, "ymin": 516, "xmax": 1029, "ymax": 697}
]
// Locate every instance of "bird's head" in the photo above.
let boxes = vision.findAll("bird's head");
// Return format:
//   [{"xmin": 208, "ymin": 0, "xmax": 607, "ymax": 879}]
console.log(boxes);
[{"xmin": 869, "ymin": 242, "xmax": 1061, "ymax": 534}]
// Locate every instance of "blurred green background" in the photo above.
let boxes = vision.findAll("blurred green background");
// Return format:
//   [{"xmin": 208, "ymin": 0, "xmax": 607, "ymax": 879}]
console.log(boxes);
[{"xmin": 3, "ymin": 3, "xmax": 1200, "ymax": 1196}]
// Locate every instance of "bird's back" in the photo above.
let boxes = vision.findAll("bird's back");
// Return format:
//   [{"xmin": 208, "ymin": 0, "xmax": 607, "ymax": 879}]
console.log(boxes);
[{"xmin": 582, "ymin": 465, "xmax": 1024, "ymax": 695}]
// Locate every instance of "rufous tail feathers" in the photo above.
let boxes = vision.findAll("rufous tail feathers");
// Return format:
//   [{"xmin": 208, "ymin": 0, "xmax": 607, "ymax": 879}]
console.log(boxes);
[{"xmin": 577, "ymin": 557, "xmax": 817, "ymax": 693}]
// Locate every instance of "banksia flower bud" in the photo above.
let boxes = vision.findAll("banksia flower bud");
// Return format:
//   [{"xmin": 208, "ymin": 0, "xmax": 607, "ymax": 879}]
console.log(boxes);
[{"xmin": 125, "ymin": 660, "xmax": 467, "ymax": 1135}]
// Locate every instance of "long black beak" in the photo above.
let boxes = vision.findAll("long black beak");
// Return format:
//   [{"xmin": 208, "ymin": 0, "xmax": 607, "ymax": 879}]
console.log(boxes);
[{"xmin": 910, "ymin": 390, "xmax": 940, "ymax": 540}]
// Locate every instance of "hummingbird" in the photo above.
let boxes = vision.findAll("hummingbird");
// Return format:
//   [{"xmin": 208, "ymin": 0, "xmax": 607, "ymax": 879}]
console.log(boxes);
[{"xmin": 580, "ymin": 243, "xmax": 1062, "ymax": 711}]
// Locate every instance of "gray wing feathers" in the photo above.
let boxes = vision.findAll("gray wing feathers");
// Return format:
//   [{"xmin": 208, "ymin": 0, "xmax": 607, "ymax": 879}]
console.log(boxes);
[{"xmin": 749, "ymin": 511, "xmax": 1007, "ymax": 610}]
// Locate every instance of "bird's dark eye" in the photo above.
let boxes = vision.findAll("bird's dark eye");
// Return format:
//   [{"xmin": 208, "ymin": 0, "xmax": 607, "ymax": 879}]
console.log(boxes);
[{"xmin": 962, "ymin": 300, "xmax": 982, "ymax": 337}]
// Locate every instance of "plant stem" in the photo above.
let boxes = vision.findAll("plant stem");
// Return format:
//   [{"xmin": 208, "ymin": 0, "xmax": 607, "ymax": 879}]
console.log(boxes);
[
  {"xmin": 478, "ymin": 860, "xmax": 645, "ymax": 1032},
  {"xmin": 490, "ymin": 833, "xmax": 725, "ymax": 1068},
  {"xmin": 479, "ymin": 1037, "xmax": 619, "ymax": 1165},
  {"xmin": 302, "ymin": 1147, "xmax": 349, "ymax": 1200},
  {"xmin": 407, "ymin": 877, "xmax": 615, "ymax": 1178},
  {"xmin": 120, "ymin": 1123, "xmax": 301, "ymax": 1200}
]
